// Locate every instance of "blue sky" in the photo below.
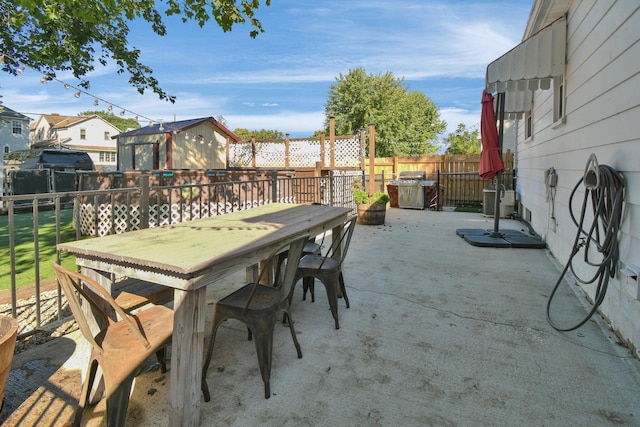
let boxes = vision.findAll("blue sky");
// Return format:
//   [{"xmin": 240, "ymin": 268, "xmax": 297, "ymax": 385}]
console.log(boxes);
[{"xmin": 1, "ymin": 0, "xmax": 532, "ymax": 142}]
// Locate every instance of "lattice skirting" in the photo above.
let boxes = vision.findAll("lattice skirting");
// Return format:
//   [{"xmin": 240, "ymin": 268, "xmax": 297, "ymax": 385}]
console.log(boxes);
[{"xmin": 73, "ymin": 198, "xmax": 298, "ymax": 236}]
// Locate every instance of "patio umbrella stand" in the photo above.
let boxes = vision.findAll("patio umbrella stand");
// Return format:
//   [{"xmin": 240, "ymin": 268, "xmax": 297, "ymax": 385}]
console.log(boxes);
[{"xmin": 456, "ymin": 91, "xmax": 545, "ymax": 249}]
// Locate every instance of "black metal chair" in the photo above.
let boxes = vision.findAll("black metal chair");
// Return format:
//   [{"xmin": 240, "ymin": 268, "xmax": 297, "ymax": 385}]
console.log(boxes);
[
  {"xmin": 201, "ymin": 234, "xmax": 309, "ymax": 401},
  {"xmin": 293, "ymin": 215, "xmax": 357, "ymax": 329},
  {"xmin": 52, "ymin": 263, "xmax": 173, "ymax": 427}
]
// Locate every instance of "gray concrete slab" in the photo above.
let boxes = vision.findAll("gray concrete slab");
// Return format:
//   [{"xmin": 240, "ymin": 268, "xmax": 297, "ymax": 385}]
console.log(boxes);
[{"xmin": 3, "ymin": 209, "xmax": 640, "ymax": 426}]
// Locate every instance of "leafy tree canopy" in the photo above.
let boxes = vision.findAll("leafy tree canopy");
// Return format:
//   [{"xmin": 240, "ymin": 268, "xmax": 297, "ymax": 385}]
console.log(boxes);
[
  {"xmin": 79, "ymin": 110, "xmax": 140, "ymax": 132},
  {"xmin": 0, "ymin": 0, "xmax": 270, "ymax": 102},
  {"xmin": 233, "ymin": 128, "xmax": 284, "ymax": 141},
  {"xmin": 324, "ymin": 68, "xmax": 446, "ymax": 157},
  {"xmin": 444, "ymin": 123, "xmax": 480, "ymax": 154}
]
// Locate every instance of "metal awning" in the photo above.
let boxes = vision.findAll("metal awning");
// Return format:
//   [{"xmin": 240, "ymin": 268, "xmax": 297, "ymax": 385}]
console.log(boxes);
[{"xmin": 485, "ymin": 16, "xmax": 566, "ymax": 115}]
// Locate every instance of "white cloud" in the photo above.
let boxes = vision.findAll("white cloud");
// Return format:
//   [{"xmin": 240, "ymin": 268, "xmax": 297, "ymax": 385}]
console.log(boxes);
[{"xmin": 439, "ymin": 107, "xmax": 481, "ymax": 136}]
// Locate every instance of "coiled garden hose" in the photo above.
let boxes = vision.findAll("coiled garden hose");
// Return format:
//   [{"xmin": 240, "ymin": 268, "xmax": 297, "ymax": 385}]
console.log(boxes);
[{"xmin": 546, "ymin": 154, "xmax": 625, "ymax": 331}]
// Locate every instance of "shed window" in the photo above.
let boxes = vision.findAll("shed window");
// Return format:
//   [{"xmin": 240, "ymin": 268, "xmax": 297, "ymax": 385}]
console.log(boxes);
[{"xmin": 80, "ymin": 129, "xmax": 86, "ymax": 140}]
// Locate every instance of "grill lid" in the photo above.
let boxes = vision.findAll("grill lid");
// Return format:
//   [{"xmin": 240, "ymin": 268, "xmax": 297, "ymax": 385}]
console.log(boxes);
[{"xmin": 399, "ymin": 171, "xmax": 426, "ymax": 180}]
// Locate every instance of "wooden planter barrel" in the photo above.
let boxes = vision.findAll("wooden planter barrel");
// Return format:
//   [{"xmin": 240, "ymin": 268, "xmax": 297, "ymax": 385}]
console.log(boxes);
[
  {"xmin": 0, "ymin": 316, "xmax": 18, "ymax": 414},
  {"xmin": 357, "ymin": 203, "xmax": 387, "ymax": 225}
]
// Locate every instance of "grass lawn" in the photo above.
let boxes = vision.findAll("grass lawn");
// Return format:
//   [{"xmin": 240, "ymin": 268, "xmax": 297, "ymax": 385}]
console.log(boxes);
[{"xmin": 0, "ymin": 208, "xmax": 78, "ymax": 290}]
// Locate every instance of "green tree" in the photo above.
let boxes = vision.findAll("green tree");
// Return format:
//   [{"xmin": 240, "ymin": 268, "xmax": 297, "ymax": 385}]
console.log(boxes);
[
  {"xmin": 444, "ymin": 123, "xmax": 480, "ymax": 154},
  {"xmin": 324, "ymin": 68, "xmax": 446, "ymax": 157},
  {"xmin": 0, "ymin": 0, "xmax": 270, "ymax": 102},
  {"xmin": 79, "ymin": 110, "xmax": 140, "ymax": 132},
  {"xmin": 233, "ymin": 128, "xmax": 284, "ymax": 141}
]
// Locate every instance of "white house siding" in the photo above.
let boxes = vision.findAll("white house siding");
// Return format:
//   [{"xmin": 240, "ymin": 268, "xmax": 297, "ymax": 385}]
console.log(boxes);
[
  {"xmin": 31, "ymin": 115, "xmax": 120, "ymax": 171},
  {"xmin": 59, "ymin": 118, "xmax": 120, "ymax": 171},
  {"xmin": 516, "ymin": 0, "xmax": 640, "ymax": 355}
]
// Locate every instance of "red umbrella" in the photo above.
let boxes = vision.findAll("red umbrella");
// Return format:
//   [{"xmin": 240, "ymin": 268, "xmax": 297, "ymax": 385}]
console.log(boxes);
[{"xmin": 479, "ymin": 90, "xmax": 505, "ymax": 180}]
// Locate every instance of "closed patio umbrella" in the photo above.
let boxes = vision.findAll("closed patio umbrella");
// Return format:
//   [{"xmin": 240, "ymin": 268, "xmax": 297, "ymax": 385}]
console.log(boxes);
[
  {"xmin": 480, "ymin": 90, "xmax": 505, "ymax": 179},
  {"xmin": 455, "ymin": 91, "xmax": 545, "ymax": 249}
]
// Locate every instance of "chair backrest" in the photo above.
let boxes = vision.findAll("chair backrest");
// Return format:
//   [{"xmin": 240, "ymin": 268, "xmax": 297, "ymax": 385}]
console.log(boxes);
[
  {"xmin": 243, "ymin": 234, "xmax": 308, "ymax": 313},
  {"xmin": 323, "ymin": 215, "xmax": 357, "ymax": 268},
  {"xmin": 52, "ymin": 263, "xmax": 152, "ymax": 350}
]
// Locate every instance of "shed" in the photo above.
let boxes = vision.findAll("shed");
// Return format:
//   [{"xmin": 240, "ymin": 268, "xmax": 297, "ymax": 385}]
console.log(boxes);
[{"xmin": 115, "ymin": 117, "xmax": 240, "ymax": 171}]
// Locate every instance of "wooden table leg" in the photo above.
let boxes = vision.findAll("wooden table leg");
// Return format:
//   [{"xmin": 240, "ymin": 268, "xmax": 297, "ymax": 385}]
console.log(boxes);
[{"xmin": 169, "ymin": 286, "xmax": 206, "ymax": 427}]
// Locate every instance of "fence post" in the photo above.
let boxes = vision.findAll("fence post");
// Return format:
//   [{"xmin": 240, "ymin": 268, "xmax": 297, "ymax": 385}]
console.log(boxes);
[
  {"xmin": 271, "ymin": 170, "xmax": 279, "ymax": 203},
  {"xmin": 329, "ymin": 170, "xmax": 335, "ymax": 206},
  {"xmin": 437, "ymin": 170, "xmax": 441, "ymax": 211},
  {"xmin": 140, "ymin": 174, "xmax": 149, "ymax": 229},
  {"xmin": 285, "ymin": 134, "xmax": 290, "ymax": 169}
]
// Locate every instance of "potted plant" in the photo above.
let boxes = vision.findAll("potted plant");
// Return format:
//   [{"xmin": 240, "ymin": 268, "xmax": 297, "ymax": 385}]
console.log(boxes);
[
  {"xmin": 352, "ymin": 179, "xmax": 390, "ymax": 225},
  {"xmin": 0, "ymin": 316, "xmax": 18, "ymax": 416}
]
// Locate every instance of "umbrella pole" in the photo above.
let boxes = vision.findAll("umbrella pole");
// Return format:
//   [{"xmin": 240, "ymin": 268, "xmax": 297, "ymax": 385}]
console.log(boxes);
[{"xmin": 490, "ymin": 92, "xmax": 506, "ymax": 237}]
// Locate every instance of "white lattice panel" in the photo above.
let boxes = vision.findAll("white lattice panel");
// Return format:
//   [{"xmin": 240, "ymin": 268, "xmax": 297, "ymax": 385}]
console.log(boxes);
[
  {"xmin": 113, "ymin": 204, "xmax": 129, "ymax": 233},
  {"xmin": 228, "ymin": 137, "xmax": 360, "ymax": 168},
  {"xmin": 97, "ymin": 204, "xmax": 112, "ymax": 236},
  {"xmin": 80, "ymin": 203, "xmax": 95, "ymax": 236}
]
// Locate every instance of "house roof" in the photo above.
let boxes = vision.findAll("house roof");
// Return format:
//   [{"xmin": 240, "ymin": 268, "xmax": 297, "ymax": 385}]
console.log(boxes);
[
  {"xmin": 41, "ymin": 114, "xmax": 88, "ymax": 129},
  {"xmin": 116, "ymin": 117, "xmax": 241, "ymax": 142},
  {"xmin": 0, "ymin": 106, "xmax": 31, "ymax": 121}
]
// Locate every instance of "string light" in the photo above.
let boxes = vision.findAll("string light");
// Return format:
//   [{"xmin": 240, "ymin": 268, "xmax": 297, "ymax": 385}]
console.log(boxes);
[{"xmin": 0, "ymin": 51, "xmax": 156, "ymax": 125}]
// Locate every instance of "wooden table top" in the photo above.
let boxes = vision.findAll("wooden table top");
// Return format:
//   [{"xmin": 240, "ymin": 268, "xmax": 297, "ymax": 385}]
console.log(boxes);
[{"xmin": 58, "ymin": 203, "xmax": 351, "ymax": 281}]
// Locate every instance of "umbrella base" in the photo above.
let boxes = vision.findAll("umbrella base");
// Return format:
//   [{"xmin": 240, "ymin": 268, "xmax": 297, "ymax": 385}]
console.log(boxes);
[{"xmin": 456, "ymin": 228, "xmax": 546, "ymax": 249}]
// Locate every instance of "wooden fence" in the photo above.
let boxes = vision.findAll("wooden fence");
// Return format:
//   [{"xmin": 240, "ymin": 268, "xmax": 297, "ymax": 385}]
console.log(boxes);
[{"xmin": 367, "ymin": 150, "xmax": 514, "ymax": 178}]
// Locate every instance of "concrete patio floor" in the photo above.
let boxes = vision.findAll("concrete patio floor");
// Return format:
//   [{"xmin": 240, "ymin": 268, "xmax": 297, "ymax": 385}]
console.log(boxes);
[{"xmin": 3, "ymin": 208, "xmax": 640, "ymax": 426}]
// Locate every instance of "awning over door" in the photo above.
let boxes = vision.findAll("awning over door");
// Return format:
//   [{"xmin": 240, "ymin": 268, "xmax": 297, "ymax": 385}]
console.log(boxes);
[{"xmin": 485, "ymin": 17, "xmax": 566, "ymax": 115}]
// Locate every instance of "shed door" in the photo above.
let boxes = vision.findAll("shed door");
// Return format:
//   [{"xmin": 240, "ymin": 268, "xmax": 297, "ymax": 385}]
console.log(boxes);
[{"xmin": 134, "ymin": 143, "xmax": 159, "ymax": 170}]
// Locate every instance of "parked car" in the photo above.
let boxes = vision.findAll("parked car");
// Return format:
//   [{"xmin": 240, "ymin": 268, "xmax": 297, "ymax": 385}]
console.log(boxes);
[{"xmin": 2, "ymin": 149, "xmax": 95, "ymax": 172}]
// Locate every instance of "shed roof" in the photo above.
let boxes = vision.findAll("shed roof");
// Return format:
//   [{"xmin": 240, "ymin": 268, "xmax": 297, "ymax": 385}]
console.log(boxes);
[{"xmin": 116, "ymin": 117, "xmax": 241, "ymax": 142}]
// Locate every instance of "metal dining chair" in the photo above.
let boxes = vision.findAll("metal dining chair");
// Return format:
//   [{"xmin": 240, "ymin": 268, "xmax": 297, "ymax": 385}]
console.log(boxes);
[
  {"xmin": 201, "ymin": 234, "xmax": 309, "ymax": 401},
  {"xmin": 52, "ymin": 263, "xmax": 173, "ymax": 427},
  {"xmin": 293, "ymin": 215, "xmax": 357, "ymax": 329}
]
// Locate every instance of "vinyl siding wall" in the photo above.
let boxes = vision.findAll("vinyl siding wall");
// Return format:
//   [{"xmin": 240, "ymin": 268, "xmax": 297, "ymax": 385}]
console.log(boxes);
[{"xmin": 516, "ymin": 0, "xmax": 640, "ymax": 353}]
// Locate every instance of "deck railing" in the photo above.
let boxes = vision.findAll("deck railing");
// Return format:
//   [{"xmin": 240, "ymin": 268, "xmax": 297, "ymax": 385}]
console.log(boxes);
[
  {"xmin": 1, "ymin": 169, "xmax": 505, "ymax": 343},
  {"xmin": 1, "ymin": 172, "xmax": 359, "ymax": 342}
]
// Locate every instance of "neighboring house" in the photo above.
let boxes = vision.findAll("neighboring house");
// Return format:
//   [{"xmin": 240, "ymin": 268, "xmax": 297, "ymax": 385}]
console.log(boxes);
[
  {"xmin": 487, "ymin": 0, "xmax": 640, "ymax": 355},
  {"xmin": 0, "ymin": 105, "xmax": 30, "ymax": 192},
  {"xmin": 30, "ymin": 113, "xmax": 121, "ymax": 171},
  {"xmin": 116, "ymin": 117, "xmax": 241, "ymax": 171}
]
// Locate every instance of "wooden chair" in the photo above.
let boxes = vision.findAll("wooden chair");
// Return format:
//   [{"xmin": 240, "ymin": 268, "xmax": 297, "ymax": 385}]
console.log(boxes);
[
  {"xmin": 293, "ymin": 215, "xmax": 357, "ymax": 329},
  {"xmin": 201, "ymin": 234, "xmax": 309, "ymax": 401},
  {"xmin": 52, "ymin": 263, "xmax": 173, "ymax": 427}
]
